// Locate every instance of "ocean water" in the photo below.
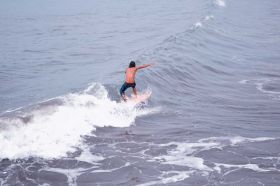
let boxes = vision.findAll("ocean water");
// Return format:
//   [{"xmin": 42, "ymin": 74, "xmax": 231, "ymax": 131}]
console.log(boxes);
[{"xmin": 0, "ymin": 0, "xmax": 280, "ymax": 185}]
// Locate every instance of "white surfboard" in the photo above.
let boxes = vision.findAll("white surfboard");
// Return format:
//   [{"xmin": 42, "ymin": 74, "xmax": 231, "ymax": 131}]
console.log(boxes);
[{"xmin": 126, "ymin": 91, "xmax": 151, "ymax": 104}]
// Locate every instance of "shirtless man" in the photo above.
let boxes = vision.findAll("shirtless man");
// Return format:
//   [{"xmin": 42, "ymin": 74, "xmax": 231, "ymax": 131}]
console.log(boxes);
[{"xmin": 120, "ymin": 61, "xmax": 152, "ymax": 101}]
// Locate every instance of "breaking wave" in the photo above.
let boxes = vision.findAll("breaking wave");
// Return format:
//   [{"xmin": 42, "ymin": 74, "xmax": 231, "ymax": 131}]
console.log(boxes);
[{"xmin": 0, "ymin": 83, "xmax": 158, "ymax": 159}]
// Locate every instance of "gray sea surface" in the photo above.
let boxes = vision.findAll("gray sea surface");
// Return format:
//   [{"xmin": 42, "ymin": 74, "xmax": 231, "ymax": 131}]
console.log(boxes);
[{"xmin": 0, "ymin": 0, "xmax": 280, "ymax": 185}]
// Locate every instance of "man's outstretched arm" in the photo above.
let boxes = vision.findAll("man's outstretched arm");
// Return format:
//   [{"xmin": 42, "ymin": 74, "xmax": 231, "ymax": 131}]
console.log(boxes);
[{"xmin": 136, "ymin": 64, "xmax": 153, "ymax": 70}]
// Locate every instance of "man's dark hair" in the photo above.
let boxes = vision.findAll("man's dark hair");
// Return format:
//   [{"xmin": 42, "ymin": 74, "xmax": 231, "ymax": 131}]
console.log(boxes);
[{"xmin": 129, "ymin": 61, "xmax": 136, "ymax": 68}]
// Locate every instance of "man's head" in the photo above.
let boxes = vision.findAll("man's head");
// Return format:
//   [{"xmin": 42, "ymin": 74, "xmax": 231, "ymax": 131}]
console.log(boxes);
[{"xmin": 129, "ymin": 61, "xmax": 136, "ymax": 68}]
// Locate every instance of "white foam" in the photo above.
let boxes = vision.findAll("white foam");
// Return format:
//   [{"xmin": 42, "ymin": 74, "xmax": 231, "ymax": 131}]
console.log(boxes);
[
  {"xmin": 136, "ymin": 171, "xmax": 193, "ymax": 186},
  {"xmin": 0, "ymin": 83, "xmax": 157, "ymax": 160},
  {"xmin": 238, "ymin": 79, "xmax": 249, "ymax": 84},
  {"xmin": 194, "ymin": 22, "xmax": 202, "ymax": 29},
  {"xmin": 199, "ymin": 136, "xmax": 274, "ymax": 146},
  {"xmin": 231, "ymin": 136, "xmax": 274, "ymax": 145},
  {"xmin": 191, "ymin": 15, "xmax": 214, "ymax": 31},
  {"xmin": 156, "ymin": 141, "xmax": 218, "ymax": 172},
  {"xmin": 38, "ymin": 184, "xmax": 51, "ymax": 186},
  {"xmin": 153, "ymin": 136, "xmax": 275, "ymax": 173},
  {"xmin": 215, "ymin": 163, "xmax": 272, "ymax": 172},
  {"xmin": 90, "ymin": 162, "xmax": 131, "ymax": 173},
  {"xmin": 2, "ymin": 107, "xmax": 23, "ymax": 114},
  {"xmin": 254, "ymin": 79, "xmax": 280, "ymax": 100},
  {"xmin": 214, "ymin": 0, "xmax": 226, "ymax": 7},
  {"xmin": 240, "ymin": 78, "xmax": 280, "ymax": 99},
  {"xmin": 44, "ymin": 167, "xmax": 89, "ymax": 186},
  {"xmin": 252, "ymin": 156, "xmax": 280, "ymax": 161},
  {"xmin": 204, "ymin": 15, "xmax": 214, "ymax": 21},
  {"xmin": 159, "ymin": 141, "xmax": 220, "ymax": 155},
  {"xmin": 256, "ymin": 81, "xmax": 280, "ymax": 95},
  {"xmin": 75, "ymin": 147, "xmax": 104, "ymax": 164}
]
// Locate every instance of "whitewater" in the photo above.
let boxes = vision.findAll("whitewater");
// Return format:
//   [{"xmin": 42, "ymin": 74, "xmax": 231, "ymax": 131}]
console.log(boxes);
[{"xmin": 0, "ymin": 0, "xmax": 280, "ymax": 185}]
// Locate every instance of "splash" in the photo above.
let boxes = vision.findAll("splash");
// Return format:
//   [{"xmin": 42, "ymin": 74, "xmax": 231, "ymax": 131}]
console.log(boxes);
[{"xmin": 0, "ymin": 83, "xmax": 157, "ymax": 160}]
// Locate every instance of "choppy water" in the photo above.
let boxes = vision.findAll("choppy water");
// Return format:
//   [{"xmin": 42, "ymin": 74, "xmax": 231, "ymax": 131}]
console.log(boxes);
[{"xmin": 1, "ymin": 0, "xmax": 280, "ymax": 185}]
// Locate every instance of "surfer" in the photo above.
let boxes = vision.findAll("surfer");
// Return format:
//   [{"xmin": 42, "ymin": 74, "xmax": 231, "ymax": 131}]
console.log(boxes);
[{"xmin": 120, "ymin": 61, "xmax": 152, "ymax": 101}]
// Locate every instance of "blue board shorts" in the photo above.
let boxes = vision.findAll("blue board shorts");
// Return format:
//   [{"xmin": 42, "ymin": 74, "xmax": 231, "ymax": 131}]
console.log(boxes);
[{"xmin": 120, "ymin": 82, "xmax": 136, "ymax": 95}]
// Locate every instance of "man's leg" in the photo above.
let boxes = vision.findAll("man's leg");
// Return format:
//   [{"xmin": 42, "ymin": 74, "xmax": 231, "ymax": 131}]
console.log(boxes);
[
  {"xmin": 120, "ymin": 83, "xmax": 128, "ymax": 101},
  {"xmin": 121, "ymin": 94, "xmax": 127, "ymax": 101},
  {"xmin": 132, "ymin": 87, "xmax": 137, "ymax": 97}
]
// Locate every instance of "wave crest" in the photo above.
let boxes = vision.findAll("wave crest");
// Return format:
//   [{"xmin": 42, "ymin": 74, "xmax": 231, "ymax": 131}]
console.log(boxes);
[{"xmin": 0, "ymin": 83, "xmax": 157, "ymax": 160}]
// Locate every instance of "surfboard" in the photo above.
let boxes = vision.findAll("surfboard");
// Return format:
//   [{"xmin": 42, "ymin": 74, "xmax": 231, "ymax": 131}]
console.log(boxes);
[{"xmin": 126, "ymin": 91, "xmax": 151, "ymax": 104}]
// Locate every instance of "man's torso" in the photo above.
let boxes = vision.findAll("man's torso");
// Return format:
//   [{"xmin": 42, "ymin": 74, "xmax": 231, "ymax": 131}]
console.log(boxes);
[{"xmin": 125, "ymin": 67, "xmax": 137, "ymax": 83}]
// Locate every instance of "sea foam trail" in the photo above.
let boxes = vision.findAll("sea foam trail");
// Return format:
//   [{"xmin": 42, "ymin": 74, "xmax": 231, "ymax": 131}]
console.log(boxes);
[{"xmin": 0, "ymin": 83, "xmax": 157, "ymax": 160}]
